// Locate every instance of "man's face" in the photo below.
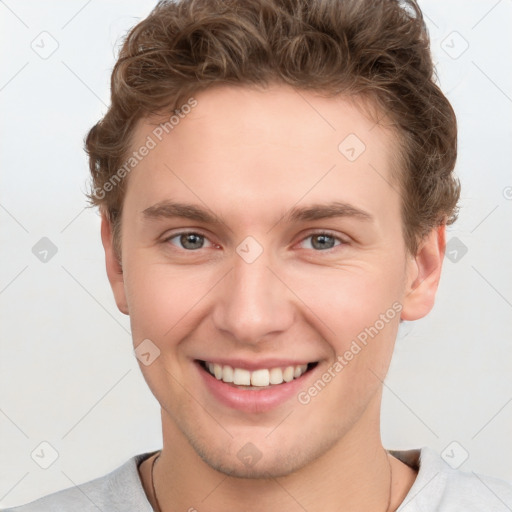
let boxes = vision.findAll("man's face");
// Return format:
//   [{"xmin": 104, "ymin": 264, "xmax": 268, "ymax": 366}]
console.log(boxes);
[{"xmin": 105, "ymin": 85, "xmax": 433, "ymax": 478}]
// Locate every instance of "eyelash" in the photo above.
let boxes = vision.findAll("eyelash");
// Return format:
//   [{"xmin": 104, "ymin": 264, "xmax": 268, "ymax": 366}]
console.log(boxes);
[{"xmin": 162, "ymin": 230, "xmax": 347, "ymax": 253}]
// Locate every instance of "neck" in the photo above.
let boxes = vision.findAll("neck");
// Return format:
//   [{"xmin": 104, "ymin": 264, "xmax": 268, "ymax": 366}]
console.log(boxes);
[{"xmin": 143, "ymin": 400, "xmax": 415, "ymax": 512}]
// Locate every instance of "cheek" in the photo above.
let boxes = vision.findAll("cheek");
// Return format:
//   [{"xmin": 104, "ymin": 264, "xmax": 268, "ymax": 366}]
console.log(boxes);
[
  {"xmin": 123, "ymin": 243, "xmax": 406, "ymax": 351},
  {"xmin": 123, "ymin": 263, "xmax": 203, "ymax": 402},
  {"xmin": 123, "ymin": 259, "xmax": 214, "ymax": 343},
  {"xmin": 289, "ymin": 261, "xmax": 404, "ymax": 344}
]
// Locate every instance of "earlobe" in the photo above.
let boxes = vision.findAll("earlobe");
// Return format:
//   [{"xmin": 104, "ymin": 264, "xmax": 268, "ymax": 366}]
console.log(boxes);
[
  {"xmin": 100, "ymin": 211, "xmax": 129, "ymax": 315},
  {"xmin": 401, "ymin": 225, "xmax": 446, "ymax": 321}
]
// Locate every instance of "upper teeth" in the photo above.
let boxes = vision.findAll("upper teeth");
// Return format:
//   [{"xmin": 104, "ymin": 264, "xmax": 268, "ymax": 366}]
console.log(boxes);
[{"xmin": 206, "ymin": 362, "xmax": 308, "ymax": 386}]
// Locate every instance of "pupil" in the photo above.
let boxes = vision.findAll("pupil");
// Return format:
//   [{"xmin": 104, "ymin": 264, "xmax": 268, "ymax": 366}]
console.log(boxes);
[
  {"xmin": 313, "ymin": 234, "xmax": 334, "ymax": 250},
  {"xmin": 181, "ymin": 233, "xmax": 203, "ymax": 249}
]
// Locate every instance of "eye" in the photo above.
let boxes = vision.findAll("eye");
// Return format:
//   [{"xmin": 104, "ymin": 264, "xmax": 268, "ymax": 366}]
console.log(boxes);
[
  {"xmin": 298, "ymin": 231, "xmax": 345, "ymax": 251},
  {"xmin": 164, "ymin": 231, "xmax": 215, "ymax": 251},
  {"xmin": 163, "ymin": 230, "xmax": 346, "ymax": 253}
]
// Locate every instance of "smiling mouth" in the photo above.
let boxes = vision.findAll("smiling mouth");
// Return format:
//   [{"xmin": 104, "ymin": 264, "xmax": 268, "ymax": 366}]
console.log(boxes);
[{"xmin": 197, "ymin": 360, "xmax": 318, "ymax": 389}]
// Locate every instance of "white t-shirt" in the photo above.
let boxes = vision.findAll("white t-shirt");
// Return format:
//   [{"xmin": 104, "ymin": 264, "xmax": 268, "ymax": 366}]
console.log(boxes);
[{"xmin": 4, "ymin": 447, "xmax": 512, "ymax": 511}]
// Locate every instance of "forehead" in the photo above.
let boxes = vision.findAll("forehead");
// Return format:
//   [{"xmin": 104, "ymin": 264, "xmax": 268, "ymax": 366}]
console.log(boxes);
[{"xmin": 123, "ymin": 84, "xmax": 402, "ymax": 228}]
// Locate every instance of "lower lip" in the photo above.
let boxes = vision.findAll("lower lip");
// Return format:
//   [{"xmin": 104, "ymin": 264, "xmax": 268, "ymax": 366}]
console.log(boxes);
[{"xmin": 195, "ymin": 361, "xmax": 316, "ymax": 413}]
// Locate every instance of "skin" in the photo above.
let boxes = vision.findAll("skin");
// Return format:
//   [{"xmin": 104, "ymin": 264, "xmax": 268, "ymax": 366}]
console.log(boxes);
[{"xmin": 101, "ymin": 84, "xmax": 445, "ymax": 511}]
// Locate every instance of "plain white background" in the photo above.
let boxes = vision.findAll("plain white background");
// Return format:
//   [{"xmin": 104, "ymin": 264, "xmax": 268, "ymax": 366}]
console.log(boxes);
[{"xmin": 1, "ymin": 0, "xmax": 511, "ymax": 508}]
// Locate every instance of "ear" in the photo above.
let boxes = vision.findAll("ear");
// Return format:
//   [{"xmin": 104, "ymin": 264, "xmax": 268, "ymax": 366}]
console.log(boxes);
[
  {"xmin": 401, "ymin": 225, "xmax": 446, "ymax": 321},
  {"xmin": 100, "ymin": 211, "xmax": 129, "ymax": 315}
]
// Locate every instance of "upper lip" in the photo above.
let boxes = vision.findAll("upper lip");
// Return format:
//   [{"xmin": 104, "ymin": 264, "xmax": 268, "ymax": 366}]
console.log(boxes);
[{"xmin": 196, "ymin": 358, "xmax": 317, "ymax": 371}]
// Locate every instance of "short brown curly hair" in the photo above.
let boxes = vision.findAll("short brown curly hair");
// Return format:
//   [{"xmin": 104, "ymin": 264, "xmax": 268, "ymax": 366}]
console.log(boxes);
[{"xmin": 85, "ymin": 0, "xmax": 460, "ymax": 258}]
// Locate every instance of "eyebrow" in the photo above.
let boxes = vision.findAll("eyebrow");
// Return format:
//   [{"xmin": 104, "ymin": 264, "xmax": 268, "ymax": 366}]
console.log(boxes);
[{"xmin": 141, "ymin": 200, "xmax": 373, "ymax": 225}]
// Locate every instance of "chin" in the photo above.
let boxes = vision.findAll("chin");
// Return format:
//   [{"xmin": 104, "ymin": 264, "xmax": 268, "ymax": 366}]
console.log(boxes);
[
  {"xmin": 185, "ymin": 427, "xmax": 339, "ymax": 480},
  {"xmin": 196, "ymin": 446, "xmax": 304, "ymax": 479}
]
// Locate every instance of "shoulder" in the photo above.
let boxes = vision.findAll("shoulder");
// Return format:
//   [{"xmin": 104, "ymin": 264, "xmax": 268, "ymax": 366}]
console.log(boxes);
[
  {"xmin": 394, "ymin": 446, "xmax": 512, "ymax": 512},
  {"xmin": 2, "ymin": 451, "xmax": 156, "ymax": 512}
]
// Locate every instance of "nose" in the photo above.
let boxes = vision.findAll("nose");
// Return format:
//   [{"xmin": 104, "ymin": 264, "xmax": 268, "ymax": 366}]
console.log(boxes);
[{"xmin": 212, "ymin": 245, "xmax": 295, "ymax": 345}]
